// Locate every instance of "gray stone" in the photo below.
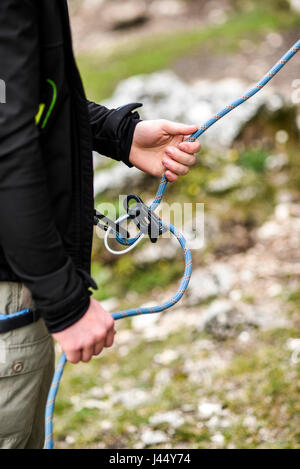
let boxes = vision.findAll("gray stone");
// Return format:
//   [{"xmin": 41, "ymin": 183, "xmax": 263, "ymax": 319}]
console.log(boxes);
[
  {"xmin": 187, "ymin": 263, "xmax": 236, "ymax": 306},
  {"xmin": 207, "ymin": 165, "xmax": 244, "ymax": 193},
  {"xmin": 202, "ymin": 299, "xmax": 258, "ymax": 340},
  {"xmin": 149, "ymin": 411, "xmax": 185, "ymax": 429},
  {"xmin": 141, "ymin": 429, "xmax": 169, "ymax": 446},
  {"xmin": 104, "ymin": 72, "xmax": 278, "ymax": 150},
  {"xmin": 94, "ymin": 163, "xmax": 143, "ymax": 194},
  {"xmin": 289, "ymin": 0, "xmax": 300, "ymax": 13}
]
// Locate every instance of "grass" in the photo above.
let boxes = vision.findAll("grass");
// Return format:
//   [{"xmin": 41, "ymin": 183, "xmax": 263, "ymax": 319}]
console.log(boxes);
[
  {"xmin": 54, "ymin": 323, "xmax": 300, "ymax": 449},
  {"xmin": 77, "ymin": 7, "xmax": 300, "ymax": 101},
  {"xmin": 214, "ymin": 330, "xmax": 300, "ymax": 449}
]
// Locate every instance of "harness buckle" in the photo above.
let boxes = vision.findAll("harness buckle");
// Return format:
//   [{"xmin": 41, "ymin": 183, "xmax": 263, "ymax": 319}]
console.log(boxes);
[{"xmin": 123, "ymin": 195, "xmax": 167, "ymax": 243}]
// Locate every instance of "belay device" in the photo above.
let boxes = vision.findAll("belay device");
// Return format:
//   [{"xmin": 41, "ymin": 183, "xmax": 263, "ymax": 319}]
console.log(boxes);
[{"xmin": 45, "ymin": 39, "xmax": 300, "ymax": 449}]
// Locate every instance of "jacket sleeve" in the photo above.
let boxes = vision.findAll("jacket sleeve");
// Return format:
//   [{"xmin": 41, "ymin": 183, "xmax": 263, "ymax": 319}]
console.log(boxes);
[
  {"xmin": 0, "ymin": 0, "xmax": 93, "ymax": 333},
  {"xmin": 87, "ymin": 101, "xmax": 142, "ymax": 167}
]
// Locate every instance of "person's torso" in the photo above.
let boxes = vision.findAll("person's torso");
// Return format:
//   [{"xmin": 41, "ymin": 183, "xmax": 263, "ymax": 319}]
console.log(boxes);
[{"xmin": 0, "ymin": 0, "xmax": 94, "ymax": 281}]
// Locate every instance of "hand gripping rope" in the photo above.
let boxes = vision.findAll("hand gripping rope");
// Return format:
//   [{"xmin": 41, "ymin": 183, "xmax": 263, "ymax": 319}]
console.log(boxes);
[{"xmin": 45, "ymin": 39, "xmax": 300, "ymax": 449}]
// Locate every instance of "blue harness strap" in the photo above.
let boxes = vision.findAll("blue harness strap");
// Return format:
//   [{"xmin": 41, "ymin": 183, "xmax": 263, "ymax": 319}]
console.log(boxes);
[{"xmin": 0, "ymin": 309, "xmax": 41, "ymax": 333}]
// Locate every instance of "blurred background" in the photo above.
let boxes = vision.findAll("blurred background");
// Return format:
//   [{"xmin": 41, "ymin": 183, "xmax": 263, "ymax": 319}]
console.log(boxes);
[{"xmin": 56, "ymin": 0, "xmax": 300, "ymax": 449}]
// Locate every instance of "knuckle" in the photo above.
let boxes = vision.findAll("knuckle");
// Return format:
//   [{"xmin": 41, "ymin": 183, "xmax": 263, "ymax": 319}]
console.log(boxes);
[
  {"xmin": 82, "ymin": 339, "xmax": 93, "ymax": 349},
  {"xmin": 74, "ymin": 344, "xmax": 83, "ymax": 352},
  {"xmin": 67, "ymin": 355, "xmax": 79, "ymax": 364},
  {"xmin": 82, "ymin": 356, "xmax": 91, "ymax": 363},
  {"xmin": 97, "ymin": 330, "xmax": 106, "ymax": 342}
]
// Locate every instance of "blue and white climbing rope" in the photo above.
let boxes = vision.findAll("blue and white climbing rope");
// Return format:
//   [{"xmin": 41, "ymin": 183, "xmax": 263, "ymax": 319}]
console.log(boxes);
[{"xmin": 45, "ymin": 39, "xmax": 300, "ymax": 449}]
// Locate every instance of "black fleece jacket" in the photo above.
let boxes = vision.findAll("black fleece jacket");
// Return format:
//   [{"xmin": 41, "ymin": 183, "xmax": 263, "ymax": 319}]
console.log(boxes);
[{"xmin": 0, "ymin": 0, "xmax": 141, "ymax": 332}]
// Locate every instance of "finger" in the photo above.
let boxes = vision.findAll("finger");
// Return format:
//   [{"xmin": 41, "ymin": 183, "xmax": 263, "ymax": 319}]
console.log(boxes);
[
  {"xmin": 66, "ymin": 350, "xmax": 82, "ymax": 364},
  {"xmin": 81, "ymin": 346, "xmax": 94, "ymax": 363},
  {"xmin": 162, "ymin": 121, "xmax": 198, "ymax": 136},
  {"xmin": 162, "ymin": 157, "xmax": 189, "ymax": 176},
  {"xmin": 93, "ymin": 342, "xmax": 104, "ymax": 357},
  {"xmin": 179, "ymin": 141, "xmax": 201, "ymax": 154},
  {"xmin": 165, "ymin": 170, "xmax": 178, "ymax": 182},
  {"xmin": 166, "ymin": 146, "xmax": 196, "ymax": 166},
  {"xmin": 104, "ymin": 328, "xmax": 116, "ymax": 348}
]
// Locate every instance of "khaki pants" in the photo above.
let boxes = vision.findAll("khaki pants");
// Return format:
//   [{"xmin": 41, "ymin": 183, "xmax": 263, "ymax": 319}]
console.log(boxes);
[{"xmin": 0, "ymin": 283, "xmax": 55, "ymax": 449}]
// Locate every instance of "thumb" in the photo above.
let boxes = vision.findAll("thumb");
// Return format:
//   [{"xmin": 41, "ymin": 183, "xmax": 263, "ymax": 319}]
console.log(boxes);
[{"xmin": 163, "ymin": 121, "xmax": 198, "ymax": 136}]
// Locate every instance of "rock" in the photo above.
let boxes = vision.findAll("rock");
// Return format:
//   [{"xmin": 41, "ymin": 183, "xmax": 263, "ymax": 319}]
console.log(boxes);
[
  {"xmin": 286, "ymin": 338, "xmax": 300, "ymax": 364},
  {"xmin": 149, "ymin": 0, "xmax": 186, "ymax": 17},
  {"xmin": 289, "ymin": 0, "xmax": 300, "ymax": 13},
  {"xmin": 65, "ymin": 435, "xmax": 75, "ymax": 445},
  {"xmin": 134, "ymin": 241, "xmax": 177, "ymax": 264},
  {"xmin": 94, "ymin": 164, "xmax": 143, "ymax": 195},
  {"xmin": 266, "ymin": 152, "xmax": 289, "ymax": 171},
  {"xmin": 274, "ymin": 203, "xmax": 291, "ymax": 221},
  {"xmin": 99, "ymin": 1, "xmax": 149, "ymax": 31},
  {"xmin": 257, "ymin": 221, "xmax": 281, "ymax": 240},
  {"xmin": 114, "ymin": 329, "xmax": 135, "ymax": 346},
  {"xmin": 89, "ymin": 387, "xmax": 106, "ymax": 399},
  {"xmin": 154, "ymin": 369, "xmax": 172, "ymax": 387},
  {"xmin": 99, "ymin": 420, "xmax": 113, "ymax": 431},
  {"xmin": 265, "ymin": 33, "xmax": 283, "ymax": 49},
  {"xmin": 154, "ymin": 349, "xmax": 179, "ymax": 366},
  {"xmin": 207, "ymin": 414, "xmax": 231, "ymax": 430},
  {"xmin": 112, "ymin": 389, "xmax": 149, "ymax": 409},
  {"xmin": 181, "ymin": 404, "xmax": 195, "ymax": 413},
  {"xmin": 198, "ymin": 402, "xmax": 222, "ymax": 419},
  {"xmin": 99, "ymin": 297, "xmax": 119, "ymax": 312},
  {"xmin": 243, "ymin": 415, "xmax": 258, "ymax": 430},
  {"xmin": 202, "ymin": 299, "xmax": 259, "ymax": 340},
  {"xmin": 187, "ymin": 263, "xmax": 236, "ymax": 306},
  {"xmin": 131, "ymin": 309, "xmax": 160, "ymax": 332},
  {"xmin": 238, "ymin": 331, "xmax": 251, "ymax": 343},
  {"xmin": 149, "ymin": 411, "xmax": 185, "ymax": 429},
  {"xmin": 211, "ymin": 433, "xmax": 225, "ymax": 446},
  {"xmin": 207, "ymin": 165, "xmax": 244, "ymax": 193},
  {"xmin": 187, "ymin": 269, "xmax": 219, "ymax": 305},
  {"xmin": 267, "ymin": 283, "xmax": 283, "ymax": 297},
  {"xmin": 141, "ymin": 430, "xmax": 169, "ymax": 446},
  {"xmin": 286, "ymin": 338, "xmax": 300, "ymax": 351},
  {"xmin": 104, "ymin": 72, "xmax": 277, "ymax": 150},
  {"xmin": 184, "ymin": 354, "xmax": 228, "ymax": 384}
]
